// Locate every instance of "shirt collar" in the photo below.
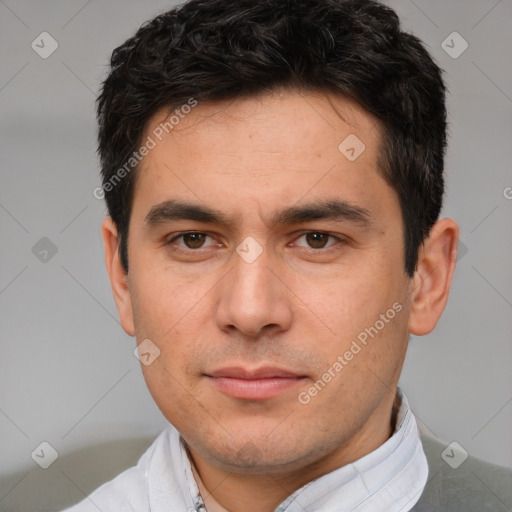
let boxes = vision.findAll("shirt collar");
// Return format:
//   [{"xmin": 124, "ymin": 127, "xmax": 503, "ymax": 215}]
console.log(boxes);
[{"xmin": 147, "ymin": 388, "xmax": 428, "ymax": 512}]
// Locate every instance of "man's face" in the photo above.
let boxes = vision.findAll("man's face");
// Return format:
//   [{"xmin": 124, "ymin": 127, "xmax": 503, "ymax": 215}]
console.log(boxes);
[{"xmin": 122, "ymin": 90, "xmax": 414, "ymax": 473}]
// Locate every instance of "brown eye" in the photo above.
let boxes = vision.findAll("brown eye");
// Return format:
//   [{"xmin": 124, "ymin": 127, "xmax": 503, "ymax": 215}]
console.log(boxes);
[
  {"xmin": 304, "ymin": 232, "xmax": 331, "ymax": 249},
  {"xmin": 182, "ymin": 233, "xmax": 207, "ymax": 249}
]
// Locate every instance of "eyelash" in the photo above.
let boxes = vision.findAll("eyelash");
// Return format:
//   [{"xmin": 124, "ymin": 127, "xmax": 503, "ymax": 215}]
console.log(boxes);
[{"xmin": 165, "ymin": 231, "xmax": 346, "ymax": 254}]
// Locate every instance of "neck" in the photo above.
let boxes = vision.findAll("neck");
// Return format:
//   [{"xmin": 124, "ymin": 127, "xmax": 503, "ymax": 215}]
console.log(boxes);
[{"xmin": 187, "ymin": 391, "xmax": 402, "ymax": 512}]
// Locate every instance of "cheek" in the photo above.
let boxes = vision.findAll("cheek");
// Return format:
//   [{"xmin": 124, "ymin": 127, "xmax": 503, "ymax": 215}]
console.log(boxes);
[
  {"xmin": 299, "ymin": 270, "xmax": 392, "ymax": 333},
  {"xmin": 130, "ymin": 261, "xmax": 211, "ymax": 338},
  {"xmin": 297, "ymin": 264, "xmax": 408, "ymax": 376},
  {"xmin": 129, "ymin": 266, "xmax": 214, "ymax": 383}
]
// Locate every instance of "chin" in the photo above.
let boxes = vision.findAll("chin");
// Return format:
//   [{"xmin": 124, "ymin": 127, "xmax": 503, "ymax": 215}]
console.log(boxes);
[{"xmin": 186, "ymin": 428, "xmax": 327, "ymax": 474}]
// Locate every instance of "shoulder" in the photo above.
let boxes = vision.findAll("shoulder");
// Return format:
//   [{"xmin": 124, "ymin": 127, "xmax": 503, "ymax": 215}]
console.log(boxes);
[
  {"xmin": 61, "ymin": 465, "xmax": 148, "ymax": 512},
  {"xmin": 60, "ymin": 429, "xmax": 170, "ymax": 512},
  {"xmin": 411, "ymin": 434, "xmax": 512, "ymax": 512}
]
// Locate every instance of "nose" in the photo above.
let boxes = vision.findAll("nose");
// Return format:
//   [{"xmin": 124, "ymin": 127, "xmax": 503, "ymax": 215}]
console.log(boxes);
[{"xmin": 214, "ymin": 242, "xmax": 293, "ymax": 339}]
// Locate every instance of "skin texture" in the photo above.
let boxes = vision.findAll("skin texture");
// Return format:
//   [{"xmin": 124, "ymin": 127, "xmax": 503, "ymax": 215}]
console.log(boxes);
[{"xmin": 102, "ymin": 89, "xmax": 459, "ymax": 512}]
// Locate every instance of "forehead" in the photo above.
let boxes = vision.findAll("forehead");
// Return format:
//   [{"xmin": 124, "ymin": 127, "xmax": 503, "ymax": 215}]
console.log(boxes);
[
  {"xmin": 130, "ymin": 89, "xmax": 395, "ymax": 227},
  {"xmin": 143, "ymin": 89, "xmax": 381, "ymax": 156}
]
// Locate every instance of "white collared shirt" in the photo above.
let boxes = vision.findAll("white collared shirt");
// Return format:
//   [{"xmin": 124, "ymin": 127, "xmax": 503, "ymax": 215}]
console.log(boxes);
[{"xmin": 63, "ymin": 388, "xmax": 428, "ymax": 512}]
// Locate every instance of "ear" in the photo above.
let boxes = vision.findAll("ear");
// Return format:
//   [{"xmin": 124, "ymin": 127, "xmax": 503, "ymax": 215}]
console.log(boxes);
[
  {"xmin": 408, "ymin": 218, "xmax": 459, "ymax": 336},
  {"xmin": 102, "ymin": 217, "xmax": 135, "ymax": 337}
]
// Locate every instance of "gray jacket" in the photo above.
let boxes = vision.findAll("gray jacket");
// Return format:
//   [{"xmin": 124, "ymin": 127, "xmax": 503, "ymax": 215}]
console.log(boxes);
[{"xmin": 411, "ymin": 435, "xmax": 512, "ymax": 511}]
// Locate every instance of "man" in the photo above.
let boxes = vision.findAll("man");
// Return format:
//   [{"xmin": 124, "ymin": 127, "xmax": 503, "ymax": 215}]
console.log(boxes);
[{"xmin": 64, "ymin": 0, "xmax": 512, "ymax": 510}]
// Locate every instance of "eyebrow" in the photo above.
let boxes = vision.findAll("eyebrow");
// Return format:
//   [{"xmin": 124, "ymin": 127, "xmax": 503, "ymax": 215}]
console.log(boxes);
[
  {"xmin": 144, "ymin": 199, "xmax": 374, "ymax": 228},
  {"xmin": 271, "ymin": 199, "xmax": 373, "ymax": 226}
]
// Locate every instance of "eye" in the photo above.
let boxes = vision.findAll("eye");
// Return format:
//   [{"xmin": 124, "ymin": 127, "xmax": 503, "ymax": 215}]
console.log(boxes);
[
  {"xmin": 293, "ymin": 232, "xmax": 340, "ymax": 250},
  {"xmin": 167, "ymin": 232, "xmax": 219, "ymax": 250}
]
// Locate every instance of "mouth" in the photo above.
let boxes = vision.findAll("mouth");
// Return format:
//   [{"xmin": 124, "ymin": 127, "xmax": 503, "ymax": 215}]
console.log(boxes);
[{"xmin": 205, "ymin": 366, "xmax": 307, "ymax": 400}]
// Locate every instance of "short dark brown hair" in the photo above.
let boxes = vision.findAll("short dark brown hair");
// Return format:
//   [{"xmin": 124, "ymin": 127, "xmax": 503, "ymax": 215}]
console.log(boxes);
[{"xmin": 97, "ymin": 0, "xmax": 447, "ymax": 277}]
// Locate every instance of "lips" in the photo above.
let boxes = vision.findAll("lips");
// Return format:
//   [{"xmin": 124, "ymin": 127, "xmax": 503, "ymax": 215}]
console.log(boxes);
[
  {"xmin": 209, "ymin": 366, "xmax": 302, "ymax": 379},
  {"xmin": 206, "ymin": 366, "xmax": 307, "ymax": 400}
]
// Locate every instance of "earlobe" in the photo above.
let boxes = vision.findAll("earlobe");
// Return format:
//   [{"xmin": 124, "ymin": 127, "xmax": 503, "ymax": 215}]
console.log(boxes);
[
  {"xmin": 101, "ymin": 217, "xmax": 135, "ymax": 337},
  {"xmin": 408, "ymin": 218, "xmax": 459, "ymax": 336}
]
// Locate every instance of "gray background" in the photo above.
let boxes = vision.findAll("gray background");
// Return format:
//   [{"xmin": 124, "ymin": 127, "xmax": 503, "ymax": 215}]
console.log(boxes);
[{"xmin": 1, "ymin": 0, "xmax": 511, "ymax": 510}]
